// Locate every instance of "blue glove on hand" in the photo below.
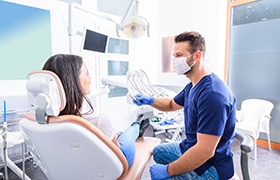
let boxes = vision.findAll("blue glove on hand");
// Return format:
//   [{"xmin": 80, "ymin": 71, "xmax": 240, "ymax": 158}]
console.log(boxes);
[
  {"xmin": 149, "ymin": 164, "xmax": 170, "ymax": 180},
  {"xmin": 133, "ymin": 94, "xmax": 154, "ymax": 106}
]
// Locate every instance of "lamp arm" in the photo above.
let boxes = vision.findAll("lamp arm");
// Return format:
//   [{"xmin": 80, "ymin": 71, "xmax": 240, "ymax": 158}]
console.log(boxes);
[
  {"xmin": 68, "ymin": 2, "xmax": 75, "ymax": 54},
  {"xmin": 134, "ymin": 0, "xmax": 139, "ymax": 16},
  {"xmin": 146, "ymin": 22, "xmax": 150, "ymax": 37},
  {"xmin": 116, "ymin": 24, "xmax": 121, "ymax": 37},
  {"xmin": 121, "ymin": 0, "xmax": 136, "ymax": 22}
]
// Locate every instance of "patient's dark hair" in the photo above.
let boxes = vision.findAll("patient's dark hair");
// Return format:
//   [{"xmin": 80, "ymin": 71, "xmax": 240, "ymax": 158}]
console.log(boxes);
[
  {"xmin": 42, "ymin": 54, "xmax": 93, "ymax": 116},
  {"xmin": 174, "ymin": 31, "xmax": 206, "ymax": 54}
]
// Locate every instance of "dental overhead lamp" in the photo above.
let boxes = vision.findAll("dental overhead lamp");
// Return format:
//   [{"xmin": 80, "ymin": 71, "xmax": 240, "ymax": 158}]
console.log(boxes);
[
  {"xmin": 68, "ymin": 0, "xmax": 149, "ymax": 53},
  {"xmin": 116, "ymin": 0, "xmax": 150, "ymax": 39}
]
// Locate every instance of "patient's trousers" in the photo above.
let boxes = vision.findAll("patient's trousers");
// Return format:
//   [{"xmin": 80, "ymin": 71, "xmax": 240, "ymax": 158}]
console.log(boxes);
[{"xmin": 117, "ymin": 123, "xmax": 140, "ymax": 167}]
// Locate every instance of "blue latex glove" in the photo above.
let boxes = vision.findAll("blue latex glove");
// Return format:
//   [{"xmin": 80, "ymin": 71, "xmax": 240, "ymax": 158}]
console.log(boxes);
[
  {"xmin": 150, "ymin": 164, "xmax": 170, "ymax": 180},
  {"xmin": 159, "ymin": 118, "xmax": 175, "ymax": 126},
  {"xmin": 133, "ymin": 94, "xmax": 154, "ymax": 106}
]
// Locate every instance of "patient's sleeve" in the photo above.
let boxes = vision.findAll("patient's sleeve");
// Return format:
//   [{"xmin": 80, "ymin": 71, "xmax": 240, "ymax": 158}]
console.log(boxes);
[{"xmin": 83, "ymin": 113, "xmax": 116, "ymax": 141}]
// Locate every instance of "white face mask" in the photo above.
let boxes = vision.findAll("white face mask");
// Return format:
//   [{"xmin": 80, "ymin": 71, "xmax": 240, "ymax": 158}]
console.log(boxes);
[{"xmin": 172, "ymin": 55, "xmax": 196, "ymax": 75}]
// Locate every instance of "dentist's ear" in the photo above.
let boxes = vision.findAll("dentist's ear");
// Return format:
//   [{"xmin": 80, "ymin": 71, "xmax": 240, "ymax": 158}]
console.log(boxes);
[{"xmin": 194, "ymin": 51, "xmax": 203, "ymax": 61}]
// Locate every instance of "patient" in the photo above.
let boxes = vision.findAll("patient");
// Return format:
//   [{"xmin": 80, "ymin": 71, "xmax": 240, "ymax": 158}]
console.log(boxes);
[{"xmin": 42, "ymin": 54, "xmax": 150, "ymax": 168}]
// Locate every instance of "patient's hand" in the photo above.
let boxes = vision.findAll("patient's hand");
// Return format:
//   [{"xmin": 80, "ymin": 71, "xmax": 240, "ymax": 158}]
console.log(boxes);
[
  {"xmin": 116, "ymin": 132, "xmax": 122, "ymax": 138},
  {"xmin": 112, "ymin": 135, "xmax": 120, "ymax": 148}
]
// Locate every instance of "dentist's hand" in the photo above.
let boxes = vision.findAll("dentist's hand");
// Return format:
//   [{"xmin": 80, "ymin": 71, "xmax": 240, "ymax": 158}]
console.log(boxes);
[
  {"xmin": 133, "ymin": 94, "xmax": 154, "ymax": 106},
  {"xmin": 150, "ymin": 164, "xmax": 170, "ymax": 180}
]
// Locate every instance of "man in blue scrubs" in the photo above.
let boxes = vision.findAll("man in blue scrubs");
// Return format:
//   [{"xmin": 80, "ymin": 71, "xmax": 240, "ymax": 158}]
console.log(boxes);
[{"xmin": 133, "ymin": 31, "xmax": 236, "ymax": 180}]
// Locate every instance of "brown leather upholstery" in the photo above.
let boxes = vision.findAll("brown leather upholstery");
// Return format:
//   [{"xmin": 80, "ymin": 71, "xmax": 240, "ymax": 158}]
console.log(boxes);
[{"xmin": 120, "ymin": 137, "xmax": 161, "ymax": 180}]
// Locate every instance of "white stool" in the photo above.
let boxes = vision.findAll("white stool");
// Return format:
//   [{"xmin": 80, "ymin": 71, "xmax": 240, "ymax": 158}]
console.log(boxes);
[{"xmin": 0, "ymin": 131, "xmax": 31, "ymax": 180}]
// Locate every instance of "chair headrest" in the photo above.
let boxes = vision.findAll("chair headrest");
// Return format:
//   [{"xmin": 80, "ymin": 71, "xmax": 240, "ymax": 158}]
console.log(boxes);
[{"xmin": 26, "ymin": 70, "xmax": 66, "ymax": 124}]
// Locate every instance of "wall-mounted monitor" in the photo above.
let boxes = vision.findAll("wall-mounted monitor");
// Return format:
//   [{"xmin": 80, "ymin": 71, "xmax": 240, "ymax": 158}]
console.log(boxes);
[{"xmin": 82, "ymin": 28, "xmax": 108, "ymax": 53}]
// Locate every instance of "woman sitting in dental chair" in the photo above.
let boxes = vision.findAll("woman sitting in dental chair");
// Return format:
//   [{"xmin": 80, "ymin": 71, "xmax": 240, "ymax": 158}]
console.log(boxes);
[{"xmin": 42, "ymin": 54, "xmax": 150, "ymax": 168}]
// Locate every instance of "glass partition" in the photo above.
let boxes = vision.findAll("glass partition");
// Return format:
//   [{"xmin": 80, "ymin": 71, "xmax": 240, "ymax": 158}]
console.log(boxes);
[{"xmin": 228, "ymin": 0, "xmax": 280, "ymax": 142}]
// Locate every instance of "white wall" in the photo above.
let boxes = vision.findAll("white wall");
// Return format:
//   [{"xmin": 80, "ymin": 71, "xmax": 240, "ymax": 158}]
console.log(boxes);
[
  {"xmin": 1, "ymin": 0, "xmax": 228, "ymax": 131},
  {"xmin": 134, "ymin": 0, "xmax": 227, "ymax": 87},
  {"xmin": 0, "ymin": 0, "xmax": 228, "ymax": 84}
]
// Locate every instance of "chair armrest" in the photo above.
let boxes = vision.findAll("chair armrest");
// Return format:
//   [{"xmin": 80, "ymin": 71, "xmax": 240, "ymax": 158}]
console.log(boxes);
[
  {"xmin": 263, "ymin": 114, "xmax": 271, "ymax": 119},
  {"xmin": 235, "ymin": 130, "xmax": 253, "ymax": 153},
  {"xmin": 235, "ymin": 129, "xmax": 253, "ymax": 180},
  {"xmin": 236, "ymin": 110, "xmax": 241, "ymax": 122},
  {"xmin": 259, "ymin": 113, "xmax": 271, "ymax": 132}
]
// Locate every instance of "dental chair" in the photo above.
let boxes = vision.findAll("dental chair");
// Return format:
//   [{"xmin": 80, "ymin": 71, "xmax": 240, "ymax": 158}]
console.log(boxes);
[{"xmin": 19, "ymin": 70, "xmax": 161, "ymax": 180}]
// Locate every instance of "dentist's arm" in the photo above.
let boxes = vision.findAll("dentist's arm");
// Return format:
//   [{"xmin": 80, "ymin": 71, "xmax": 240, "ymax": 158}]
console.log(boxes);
[
  {"xmin": 167, "ymin": 133, "xmax": 220, "ymax": 176},
  {"xmin": 133, "ymin": 94, "xmax": 182, "ymax": 112}
]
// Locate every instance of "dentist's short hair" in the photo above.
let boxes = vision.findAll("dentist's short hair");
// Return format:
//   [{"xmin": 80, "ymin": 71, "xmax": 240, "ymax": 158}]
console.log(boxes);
[{"xmin": 174, "ymin": 31, "xmax": 206, "ymax": 54}]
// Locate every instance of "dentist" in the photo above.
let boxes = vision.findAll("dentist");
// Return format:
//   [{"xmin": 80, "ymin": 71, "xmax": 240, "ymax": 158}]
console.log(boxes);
[{"xmin": 133, "ymin": 31, "xmax": 236, "ymax": 180}]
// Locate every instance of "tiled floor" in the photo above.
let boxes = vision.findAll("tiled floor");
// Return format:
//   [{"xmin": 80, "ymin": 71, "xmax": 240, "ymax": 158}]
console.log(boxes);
[{"xmin": 3, "ymin": 125, "xmax": 280, "ymax": 179}]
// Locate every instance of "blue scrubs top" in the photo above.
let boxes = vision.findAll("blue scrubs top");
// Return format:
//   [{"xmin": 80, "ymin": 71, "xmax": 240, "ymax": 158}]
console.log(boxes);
[{"xmin": 174, "ymin": 73, "xmax": 236, "ymax": 180}]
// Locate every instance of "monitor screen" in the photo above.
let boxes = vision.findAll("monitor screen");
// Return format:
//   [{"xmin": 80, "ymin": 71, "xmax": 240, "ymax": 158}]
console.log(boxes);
[{"xmin": 83, "ymin": 29, "xmax": 108, "ymax": 53}]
